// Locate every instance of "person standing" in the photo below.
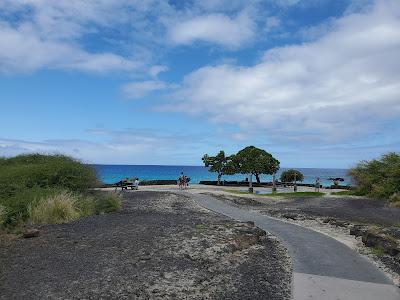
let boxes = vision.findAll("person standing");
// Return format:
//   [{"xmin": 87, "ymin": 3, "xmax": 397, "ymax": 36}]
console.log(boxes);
[
  {"xmin": 134, "ymin": 178, "xmax": 140, "ymax": 190},
  {"xmin": 315, "ymin": 177, "xmax": 321, "ymax": 192},
  {"xmin": 178, "ymin": 172, "xmax": 185, "ymax": 189}
]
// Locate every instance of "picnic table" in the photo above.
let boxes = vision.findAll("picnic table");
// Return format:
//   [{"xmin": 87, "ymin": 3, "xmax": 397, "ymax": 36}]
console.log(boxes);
[{"xmin": 115, "ymin": 180, "xmax": 139, "ymax": 191}]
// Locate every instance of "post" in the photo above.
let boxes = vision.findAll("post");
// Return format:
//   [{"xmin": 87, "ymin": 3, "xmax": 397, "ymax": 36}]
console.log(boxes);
[
  {"xmin": 272, "ymin": 173, "xmax": 277, "ymax": 192},
  {"xmin": 294, "ymin": 173, "xmax": 297, "ymax": 192},
  {"xmin": 248, "ymin": 173, "xmax": 253, "ymax": 193}
]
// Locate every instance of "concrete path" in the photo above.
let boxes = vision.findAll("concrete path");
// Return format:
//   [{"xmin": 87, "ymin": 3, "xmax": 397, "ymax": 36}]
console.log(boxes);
[{"xmin": 187, "ymin": 192, "xmax": 400, "ymax": 300}]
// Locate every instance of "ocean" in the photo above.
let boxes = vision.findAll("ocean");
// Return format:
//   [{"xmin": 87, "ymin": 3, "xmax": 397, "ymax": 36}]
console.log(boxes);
[{"xmin": 93, "ymin": 165, "xmax": 351, "ymax": 187}]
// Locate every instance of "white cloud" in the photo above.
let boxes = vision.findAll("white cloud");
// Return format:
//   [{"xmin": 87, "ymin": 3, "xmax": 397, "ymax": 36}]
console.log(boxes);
[
  {"xmin": 149, "ymin": 65, "xmax": 169, "ymax": 77},
  {"xmin": 121, "ymin": 80, "xmax": 169, "ymax": 99},
  {"xmin": 168, "ymin": 12, "xmax": 255, "ymax": 48},
  {"xmin": 169, "ymin": 0, "xmax": 400, "ymax": 144},
  {"xmin": 0, "ymin": 0, "xmax": 264, "ymax": 73},
  {"xmin": 0, "ymin": 22, "xmax": 138, "ymax": 73}
]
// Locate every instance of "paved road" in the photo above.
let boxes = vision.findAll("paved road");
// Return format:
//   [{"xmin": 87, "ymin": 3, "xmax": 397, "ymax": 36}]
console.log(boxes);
[{"xmin": 186, "ymin": 192, "xmax": 400, "ymax": 300}]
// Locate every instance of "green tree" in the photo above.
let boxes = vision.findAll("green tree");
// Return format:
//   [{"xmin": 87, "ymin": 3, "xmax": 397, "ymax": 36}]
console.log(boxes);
[
  {"xmin": 280, "ymin": 169, "xmax": 304, "ymax": 191},
  {"xmin": 202, "ymin": 151, "xmax": 234, "ymax": 185},
  {"xmin": 231, "ymin": 146, "xmax": 280, "ymax": 192},
  {"xmin": 349, "ymin": 152, "xmax": 400, "ymax": 201}
]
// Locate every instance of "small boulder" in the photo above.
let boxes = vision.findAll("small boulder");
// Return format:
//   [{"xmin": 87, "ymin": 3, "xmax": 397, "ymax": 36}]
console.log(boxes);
[
  {"xmin": 362, "ymin": 231, "xmax": 400, "ymax": 256},
  {"xmin": 282, "ymin": 213, "xmax": 299, "ymax": 220},
  {"xmin": 23, "ymin": 228, "xmax": 40, "ymax": 238},
  {"xmin": 349, "ymin": 225, "xmax": 366, "ymax": 237}
]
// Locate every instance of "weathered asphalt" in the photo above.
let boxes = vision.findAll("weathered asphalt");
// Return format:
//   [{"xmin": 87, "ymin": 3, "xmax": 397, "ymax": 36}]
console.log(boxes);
[{"xmin": 185, "ymin": 192, "xmax": 400, "ymax": 299}]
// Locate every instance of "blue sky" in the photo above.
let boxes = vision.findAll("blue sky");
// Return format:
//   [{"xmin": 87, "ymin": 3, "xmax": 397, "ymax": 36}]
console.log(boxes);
[{"xmin": 0, "ymin": 0, "xmax": 399, "ymax": 168}]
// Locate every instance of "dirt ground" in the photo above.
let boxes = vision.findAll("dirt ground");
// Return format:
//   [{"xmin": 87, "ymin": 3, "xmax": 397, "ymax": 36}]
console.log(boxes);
[
  {"xmin": 0, "ymin": 191, "xmax": 292, "ymax": 300},
  {"xmin": 213, "ymin": 193, "xmax": 400, "ymax": 226}
]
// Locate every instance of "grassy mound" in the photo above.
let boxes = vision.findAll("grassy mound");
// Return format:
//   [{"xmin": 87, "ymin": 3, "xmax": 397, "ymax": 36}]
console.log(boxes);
[{"xmin": 0, "ymin": 154, "xmax": 120, "ymax": 229}]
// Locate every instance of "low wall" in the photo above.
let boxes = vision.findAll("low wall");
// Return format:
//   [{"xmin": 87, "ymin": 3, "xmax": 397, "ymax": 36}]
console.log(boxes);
[
  {"xmin": 199, "ymin": 180, "xmax": 350, "ymax": 189},
  {"xmin": 101, "ymin": 179, "xmax": 177, "ymax": 188}
]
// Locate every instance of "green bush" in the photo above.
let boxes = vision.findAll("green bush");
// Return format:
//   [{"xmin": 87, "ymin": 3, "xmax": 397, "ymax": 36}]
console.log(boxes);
[
  {"xmin": 280, "ymin": 169, "xmax": 304, "ymax": 183},
  {"xmin": 348, "ymin": 152, "xmax": 400, "ymax": 200},
  {"xmin": 94, "ymin": 193, "xmax": 121, "ymax": 214},
  {"xmin": 0, "ymin": 187, "xmax": 63, "ymax": 226},
  {"xmin": 0, "ymin": 154, "xmax": 98, "ymax": 196},
  {"xmin": 0, "ymin": 154, "xmax": 104, "ymax": 228}
]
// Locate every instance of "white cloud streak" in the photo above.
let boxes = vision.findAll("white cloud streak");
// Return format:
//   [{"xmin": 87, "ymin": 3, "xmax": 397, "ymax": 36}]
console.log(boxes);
[
  {"xmin": 168, "ymin": 12, "xmax": 255, "ymax": 48},
  {"xmin": 121, "ymin": 80, "xmax": 169, "ymax": 99}
]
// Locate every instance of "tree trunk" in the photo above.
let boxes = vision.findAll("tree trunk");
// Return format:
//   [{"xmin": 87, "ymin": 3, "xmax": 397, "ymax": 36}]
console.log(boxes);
[
  {"xmin": 217, "ymin": 174, "xmax": 221, "ymax": 186},
  {"xmin": 249, "ymin": 174, "xmax": 253, "ymax": 193},
  {"xmin": 255, "ymin": 173, "xmax": 261, "ymax": 184},
  {"xmin": 272, "ymin": 173, "xmax": 277, "ymax": 192}
]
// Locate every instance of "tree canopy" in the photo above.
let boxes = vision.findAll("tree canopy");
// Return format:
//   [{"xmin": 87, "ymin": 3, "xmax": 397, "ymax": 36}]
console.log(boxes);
[
  {"xmin": 280, "ymin": 169, "xmax": 304, "ymax": 183},
  {"xmin": 202, "ymin": 151, "xmax": 234, "ymax": 185},
  {"xmin": 231, "ymin": 146, "xmax": 280, "ymax": 183}
]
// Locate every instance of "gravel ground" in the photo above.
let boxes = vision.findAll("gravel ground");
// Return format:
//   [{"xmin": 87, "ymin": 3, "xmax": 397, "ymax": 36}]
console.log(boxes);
[
  {"xmin": 0, "ymin": 191, "xmax": 292, "ymax": 300},
  {"xmin": 213, "ymin": 193, "xmax": 400, "ymax": 226}
]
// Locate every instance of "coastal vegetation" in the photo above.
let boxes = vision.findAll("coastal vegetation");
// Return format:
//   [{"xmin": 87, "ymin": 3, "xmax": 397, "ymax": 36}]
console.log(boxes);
[
  {"xmin": 202, "ymin": 151, "xmax": 234, "ymax": 185},
  {"xmin": 280, "ymin": 169, "xmax": 304, "ymax": 183},
  {"xmin": 231, "ymin": 146, "xmax": 280, "ymax": 184},
  {"xmin": 203, "ymin": 146, "xmax": 280, "ymax": 192},
  {"xmin": 348, "ymin": 152, "xmax": 400, "ymax": 206},
  {"xmin": 0, "ymin": 154, "xmax": 120, "ymax": 230},
  {"xmin": 280, "ymin": 169, "xmax": 304, "ymax": 191}
]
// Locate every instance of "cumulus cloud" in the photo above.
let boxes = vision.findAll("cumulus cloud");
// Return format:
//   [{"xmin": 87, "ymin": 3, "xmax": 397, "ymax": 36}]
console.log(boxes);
[
  {"xmin": 0, "ymin": 0, "xmax": 144, "ymax": 74},
  {"xmin": 0, "ymin": 0, "xmax": 265, "ymax": 73},
  {"xmin": 168, "ymin": 12, "xmax": 255, "ymax": 48},
  {"xmin": 169, "ymin": 0, "xmax": 400, "ymax": 144},
  {"xmin": 0, "ymin": 22, "xmax": 138, "ymax": 73}
]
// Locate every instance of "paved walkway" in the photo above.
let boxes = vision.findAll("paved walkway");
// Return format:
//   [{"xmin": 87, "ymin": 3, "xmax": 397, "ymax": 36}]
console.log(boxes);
[{"xmin": 186, "ymin": 192, "xmax": 400, "ymax": 300}]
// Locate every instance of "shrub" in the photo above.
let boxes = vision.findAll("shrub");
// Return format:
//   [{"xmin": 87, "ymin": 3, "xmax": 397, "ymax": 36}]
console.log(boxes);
[
  {"xmin": 0, "ymin": 154, "xmax": 99, "ymax": 227},
  {"xmin": 0, "ymin": 154, "xmax": 122, "ymax": 229},
  {"xmin": 0, "ymin": 187, "xmax": 62, "ymax": 227},
  {"xmin": 348, "ymin": 152, "xmax": 400, "ymax": 200},
  {"xmin": 94, "ymin": 193, "xmax": 121, "ymax": 214},
  {"xmin": 29, "ymin": 191, "xmax": 80, "ymax": 224},
  {"xmin": 75, "ymin": 194, "xmax": 96, "ymax": 217},
  {"xmin": 0, "ymin": 154, "xmax": 98, "ymax": 197},
  {"xmin": 280, "ymin": 169, "xmax": 304, "ymax": 183}
]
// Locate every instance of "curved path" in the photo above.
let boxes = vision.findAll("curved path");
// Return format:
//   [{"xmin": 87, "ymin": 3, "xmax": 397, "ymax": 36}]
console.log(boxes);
[{"xmin": 185, "ymin": 192, "xmax": 400, "ymax": 300}]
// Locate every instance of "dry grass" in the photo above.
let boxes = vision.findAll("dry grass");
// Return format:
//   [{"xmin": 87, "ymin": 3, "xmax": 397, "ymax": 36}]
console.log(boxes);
[
  {"xmin": 29, "ymin": 191, "xmax": 80, "ymax": 224},
  {"xmin": 389, "ymin": 193, "xmax": 400, "ymax": 208},
  {"xmin": 0, "ymin": 205, "xmax": 6, "ymax": 227}
]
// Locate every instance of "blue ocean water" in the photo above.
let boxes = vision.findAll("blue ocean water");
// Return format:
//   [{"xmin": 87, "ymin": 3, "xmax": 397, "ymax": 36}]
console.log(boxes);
[{"xmin": 93, "ymin": 165, "xmax": 351, "ymax": 187}]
